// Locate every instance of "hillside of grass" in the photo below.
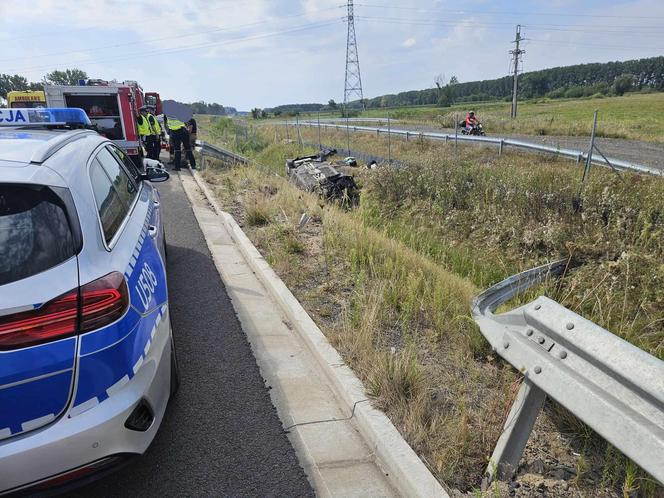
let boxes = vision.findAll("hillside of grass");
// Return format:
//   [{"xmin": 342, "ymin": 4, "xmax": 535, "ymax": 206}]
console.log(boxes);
[{"xmin": 196, "ymin": 117, "xmax": 664, "ymax": 496}]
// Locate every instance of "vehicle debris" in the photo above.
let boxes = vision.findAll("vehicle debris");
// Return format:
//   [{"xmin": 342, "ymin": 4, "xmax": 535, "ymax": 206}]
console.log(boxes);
[{"xmin": 285, "ymin": 154, "xmax": 359, "ymax": 205}]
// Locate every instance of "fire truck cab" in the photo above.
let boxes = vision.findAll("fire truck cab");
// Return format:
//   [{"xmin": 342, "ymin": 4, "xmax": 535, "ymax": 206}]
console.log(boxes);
[{"xmin": 44, "ymin": 80, "xmax": 144, "ymax": 169}]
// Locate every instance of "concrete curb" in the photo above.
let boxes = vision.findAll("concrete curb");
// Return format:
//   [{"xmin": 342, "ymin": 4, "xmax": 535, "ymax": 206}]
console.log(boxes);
[{"xmin": 189, "ymin": 169, "xmax": 448, "ymax": 498}]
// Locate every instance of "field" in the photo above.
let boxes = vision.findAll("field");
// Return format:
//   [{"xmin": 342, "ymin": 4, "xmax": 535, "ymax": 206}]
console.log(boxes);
[
  {"xmin": 273, "ymin": 92, "xmax": 664, "ymax": 142},
  {"xmin": 196, "ymin": 116, "xmax": 664, "ymax": 496}
]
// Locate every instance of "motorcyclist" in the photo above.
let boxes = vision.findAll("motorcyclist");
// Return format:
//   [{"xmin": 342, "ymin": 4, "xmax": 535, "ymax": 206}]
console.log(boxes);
[{"xmin": 465, "ymin": 111, "xmax": 479, "ymax": 132}]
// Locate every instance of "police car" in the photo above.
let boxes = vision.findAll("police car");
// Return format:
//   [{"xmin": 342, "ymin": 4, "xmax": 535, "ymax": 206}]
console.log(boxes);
[{"xmin": 0, "ymin": 108, "xmax": 178, "ymax": 494}]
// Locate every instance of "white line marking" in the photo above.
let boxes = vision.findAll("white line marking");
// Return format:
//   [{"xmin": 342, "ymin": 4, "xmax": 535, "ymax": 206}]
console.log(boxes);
[
  {"xmin": 133, "ymin": 248, "xmax": 140, "ymax": 258},
  {"xmin": 133, "ymin": 356, "xmax": 144, "ymax": 374},
  {"xmin": 144, "ymin": 339, "xmax": 151, "ymax": 356},
  {"xmin": 22, "ymin": 413, "xmax": 55, "ymax": 432},
  {"xmin": 129, "ymin": 255, "xmax": 137, "ymax": 267},
  {"xmin": 155, "ymin": 313, "xmax": 162, "ymax": 326},
  {"xmin": 106, "ymin": 375, "xmax": 130, "ymax": 397},
  {"xmin": 69, "ymin": 397, "xmax": 99, "ymax": 417},
  {"xmin": 150, "ymin": 324, "xmax": 157, "ymax": 339},
  {"xmin": 0, "ymin": 428, "xmax": 12, "ymax": 441}
]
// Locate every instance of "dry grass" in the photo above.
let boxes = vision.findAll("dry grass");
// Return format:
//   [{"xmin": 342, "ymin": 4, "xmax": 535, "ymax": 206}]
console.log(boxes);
[{"xmin": 199, "ymin": 118, "xmax": 664, "ymax": 496}]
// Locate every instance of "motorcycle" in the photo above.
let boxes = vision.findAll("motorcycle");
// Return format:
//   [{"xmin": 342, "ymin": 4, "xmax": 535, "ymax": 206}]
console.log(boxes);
[{"xmin": 459, "ymin": 122, "xmax": 485, "ymax": 136}]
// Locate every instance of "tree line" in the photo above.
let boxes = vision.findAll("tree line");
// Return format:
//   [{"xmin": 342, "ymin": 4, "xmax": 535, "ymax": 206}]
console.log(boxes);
[
  {"xmin": 259, "ymin": 55, "xmax": 664, "ymax": 115},
  {"xmin": 0, "ymin": 69, "xmax": 89, "ymax": 99},
  {"xmin": 0, "ymin": 69, "xmax": 233, "ymax": 115}
]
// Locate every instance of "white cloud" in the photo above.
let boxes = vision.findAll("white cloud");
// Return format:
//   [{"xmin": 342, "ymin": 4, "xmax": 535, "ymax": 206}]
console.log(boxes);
[{"xmin": 402, "ymin": 37, "xmax": 416, "ymax": 48}]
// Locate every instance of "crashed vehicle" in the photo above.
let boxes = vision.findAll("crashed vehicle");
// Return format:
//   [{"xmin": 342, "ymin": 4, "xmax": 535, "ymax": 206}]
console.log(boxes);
[{"xmin": 285, "ymin": 154, "xmax": 359, "ymax": 205}]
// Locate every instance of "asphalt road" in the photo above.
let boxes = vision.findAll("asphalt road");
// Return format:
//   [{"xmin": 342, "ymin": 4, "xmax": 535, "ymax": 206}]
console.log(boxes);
[{"xmin": 74, "ymin": 174, "xmax": 313, "ymax": 497}]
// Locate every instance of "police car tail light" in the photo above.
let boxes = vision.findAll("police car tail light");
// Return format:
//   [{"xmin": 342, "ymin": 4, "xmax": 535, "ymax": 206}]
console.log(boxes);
[
  {"xmin": 0, "ymin": 291, "xmax": 79, "ymax": 350},
  {"xmin": 79, "ymin": 272, "xmax": 129, "ymax": 333}
]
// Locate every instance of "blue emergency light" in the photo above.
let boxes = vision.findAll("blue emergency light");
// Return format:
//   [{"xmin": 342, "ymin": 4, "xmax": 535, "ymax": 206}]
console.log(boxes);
[{"xmin": 0, "ymin": 108, "xmax": 91, "ymax": 127}]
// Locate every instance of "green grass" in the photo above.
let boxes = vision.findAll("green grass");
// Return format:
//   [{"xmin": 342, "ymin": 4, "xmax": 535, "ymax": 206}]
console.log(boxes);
[
  {"xmin": 265, "ymin": 91, "xmax": 664, "ymax": 142},
  {"xmin": 200, "ymin": 120, "xmax": 664, "ymax": 496}
]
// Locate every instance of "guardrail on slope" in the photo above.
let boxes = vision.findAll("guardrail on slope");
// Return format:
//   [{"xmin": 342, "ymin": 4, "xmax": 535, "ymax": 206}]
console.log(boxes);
[
  {"xmin": 472, "ymin": 261, "xmax": 664, "ymax": 485},
  {"xmin": 197, "ymin": 140, "xmax": 249, "ymax": 165},
  {"xmin": 285, "ymin": 122, "xmax": 661, "ymax": 176}
]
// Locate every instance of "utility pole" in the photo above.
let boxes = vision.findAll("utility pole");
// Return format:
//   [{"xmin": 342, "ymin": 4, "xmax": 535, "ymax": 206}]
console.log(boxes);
[
  {"xmin": 344, "ymin": 0, "xmax": 365, "ymax": 110},
  {"xmin": 510, "ymin": 25, "xmax": 525, "ymax": 119}
]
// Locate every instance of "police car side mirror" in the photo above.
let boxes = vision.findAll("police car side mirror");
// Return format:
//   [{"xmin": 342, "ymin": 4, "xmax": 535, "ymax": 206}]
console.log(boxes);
[{"xmin": 142, "ymin": 166, "xmax": 170, "ymax": 183}]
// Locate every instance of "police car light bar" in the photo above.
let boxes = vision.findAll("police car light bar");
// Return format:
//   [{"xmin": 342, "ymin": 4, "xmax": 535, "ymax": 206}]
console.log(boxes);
[{"xmin": 0, "ymin": 108, "xmax": 91, "ymax": 126}]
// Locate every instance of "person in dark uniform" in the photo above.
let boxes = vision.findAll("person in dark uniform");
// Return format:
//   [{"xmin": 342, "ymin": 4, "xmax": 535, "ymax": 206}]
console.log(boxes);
[
  {"xmin": 165, "ymin": 116, "xmax": 196, "ymax": 171},
  {"xmin": 137, "ymin": 106, "xmax": 163, "ymax": 160},
  {"xmin": 186, "ymin": 118, "xmax": 197, "ymax": 150}
]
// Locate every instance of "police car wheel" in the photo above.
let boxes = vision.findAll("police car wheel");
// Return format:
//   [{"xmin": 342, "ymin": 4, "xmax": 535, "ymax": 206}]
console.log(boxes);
[{"xmin": 170, "ymin": 335, "xmax": 180, "ymax": 396}]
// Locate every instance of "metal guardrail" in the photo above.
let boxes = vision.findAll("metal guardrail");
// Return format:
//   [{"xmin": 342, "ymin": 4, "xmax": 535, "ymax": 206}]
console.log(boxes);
[
  {"xmin": 286, "ymin": 122, "xmax": 661, "ymax": 177},
  {"xmin": 472, "ymin": 260, "xmax": 664, "ymax": 485},
  {"xmin": 197, "ymin": 140, "xmax": 249, "ymax": 164}
]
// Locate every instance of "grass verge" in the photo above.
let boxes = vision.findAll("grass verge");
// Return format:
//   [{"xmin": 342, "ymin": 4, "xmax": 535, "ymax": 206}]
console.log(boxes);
[{"xmin": 198, "ymin": 118, "xmax": 664, "ymax": 497}]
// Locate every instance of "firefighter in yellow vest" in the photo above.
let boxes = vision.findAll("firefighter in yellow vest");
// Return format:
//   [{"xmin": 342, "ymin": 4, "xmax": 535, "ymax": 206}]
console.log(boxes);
[
  {"xmin": 138, "ymin": 106, "xmax": 161, "ymax": 160},
  {"xmin": 165, "ymin": 116, "xmax": 196, "ymax": 171},
  {"xmin": 146, "ymin": 107, "xmax": 163, "ymax": 160}
]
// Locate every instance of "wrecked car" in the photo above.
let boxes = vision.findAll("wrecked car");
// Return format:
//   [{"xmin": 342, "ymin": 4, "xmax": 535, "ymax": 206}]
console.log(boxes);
[{"xmin": 285, "ymin": 154, "xmax": 359, "ymax": 205}]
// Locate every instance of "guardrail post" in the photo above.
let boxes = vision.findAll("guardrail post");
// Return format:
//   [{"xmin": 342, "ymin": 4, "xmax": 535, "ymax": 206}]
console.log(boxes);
[
  {"xmin": 376, "ymin": 129, "xmax": 380, "ymax": 136},
  {"xmin": 499, "ymin": 139, "xmax": 504, "ymax": 156},
  {"xmin": 483, "ymin": 378, "xmax": 546, "ymax": 487},
  {"xmin": 406, "ymin": 131, "xmax": 409, "ymax": 142}
]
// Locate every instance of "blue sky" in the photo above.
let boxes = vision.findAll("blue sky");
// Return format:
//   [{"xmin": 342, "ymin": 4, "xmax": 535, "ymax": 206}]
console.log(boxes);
[{"xmin": 1, "ymin": 0, "xmax": 663, "ymax": 110}]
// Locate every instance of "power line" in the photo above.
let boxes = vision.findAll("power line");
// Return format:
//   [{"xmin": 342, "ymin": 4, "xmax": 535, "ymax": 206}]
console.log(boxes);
[
  {"xmin": 356, "ymin": 15, "xmax": 664, "ymax": 34},
  {"xmin": 354, "ymin": 3, "xmax": 664, "ymax": 20},
  {"xmin": 0, "ymin": 6, "xmax": 343, "ymax": 63},
  {"xmin": 527, "ymin": 38, "xmax": 664, "ymax": 52},
  {"xmin": 11, "ymin": 20, "xmax": 343, "ymax": 74}
]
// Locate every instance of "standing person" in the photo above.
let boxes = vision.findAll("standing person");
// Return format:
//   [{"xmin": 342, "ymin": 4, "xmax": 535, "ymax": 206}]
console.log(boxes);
[
  {"xmin": 136, "ymin": 106, "xmax": 153, "ymax": 159},
  {"xmin": 186, "ymin": 117, "xmax": 197, "ymax": 150},
  {"xmin": 166, "ymin": 116, "xmax": 196, "ymax": 171},
  {"xmin": 137, "ymin": 106, "xmax": 160, "ymax": 160},
  {"xmin": 146, "ymin": 106, "xmax": 163, "ymax": 160}
]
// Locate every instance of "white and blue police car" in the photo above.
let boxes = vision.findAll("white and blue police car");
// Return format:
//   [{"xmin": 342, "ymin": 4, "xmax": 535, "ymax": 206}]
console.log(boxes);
[{"xmin": 0, "ymin": 108, "xmax": 178, "ymax": 494}]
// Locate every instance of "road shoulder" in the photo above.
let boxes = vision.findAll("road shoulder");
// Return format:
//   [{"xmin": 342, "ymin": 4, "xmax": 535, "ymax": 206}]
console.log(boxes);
[{"xmin": 179, "ymin": 169, "xmax": 447, "ymax": 498}]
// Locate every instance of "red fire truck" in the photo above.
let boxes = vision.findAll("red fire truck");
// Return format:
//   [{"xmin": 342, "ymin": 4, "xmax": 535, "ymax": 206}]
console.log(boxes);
[{"xmin": 44, "ymin": 80, "xmax": 161, "ymax": 169}]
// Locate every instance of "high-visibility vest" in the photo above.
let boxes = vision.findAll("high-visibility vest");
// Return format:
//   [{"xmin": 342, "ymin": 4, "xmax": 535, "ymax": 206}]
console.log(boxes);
[
  {"xmin": 147, "ymin": 113, "xmax": 162, "ymax": 135},
  {"xmin": 137, "ymin": 115, "xmax": 152, "ymax": 136},
  {"xmin": 167, "ymin": 117, "xmax": 185, "ymax": 131}
]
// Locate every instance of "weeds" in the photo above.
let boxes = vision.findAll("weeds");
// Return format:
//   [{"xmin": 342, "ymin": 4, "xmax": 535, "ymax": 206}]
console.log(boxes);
[{"xmin": 201, "ymin": 119, "xmax": 664, "ymax": 496}]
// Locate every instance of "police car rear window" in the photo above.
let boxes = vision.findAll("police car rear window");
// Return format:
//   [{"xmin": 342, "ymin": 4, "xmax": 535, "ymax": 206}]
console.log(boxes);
[{"xmin": 0, "ymin": 184, "xmax": 76, "ymax": 286}]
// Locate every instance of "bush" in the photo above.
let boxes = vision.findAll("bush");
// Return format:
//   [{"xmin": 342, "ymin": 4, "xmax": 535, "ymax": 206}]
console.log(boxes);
[
  {"xmin": 547, "ymin": 87, "xmax": 567, "ymax": 99},
  {"xmin": 613, "ymin": 74, "xmax": 634, "ymax": 96},
  {"xmin": 564, "ymin": 85, "xmax": 585, "ymax": 98}
]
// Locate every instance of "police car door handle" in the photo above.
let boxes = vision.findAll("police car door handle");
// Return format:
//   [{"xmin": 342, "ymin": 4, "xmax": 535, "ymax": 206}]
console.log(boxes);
[
  {"xmin": 148, "ymin": 225, "xmax": 158, "ymax": 239},
  {"xmin": 153, "ymin": 199, "xmax": 160, "ymax": 208}
]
